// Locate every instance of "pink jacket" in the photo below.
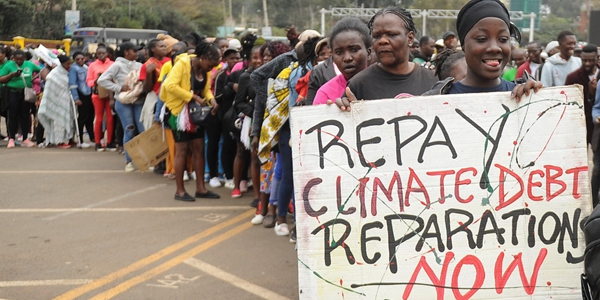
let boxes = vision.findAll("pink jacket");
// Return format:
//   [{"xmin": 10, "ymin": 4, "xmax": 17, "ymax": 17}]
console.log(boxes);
[{"xmin": 86, "ymin": 59, "xmax": 114, "ymax": 88}]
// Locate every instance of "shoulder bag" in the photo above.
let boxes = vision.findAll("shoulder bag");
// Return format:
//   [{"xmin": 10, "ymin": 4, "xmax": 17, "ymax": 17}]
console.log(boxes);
[
  {"xmin": 117, "ymin": 69, "xmax": 144, "ymax": 104},
  {"xmin": 188, "ymin": 60, "xmax": 215, "ymax": 127},
  {"xmin": 21, "ymin": 75, "xmax": 37, "ymax": 103}
]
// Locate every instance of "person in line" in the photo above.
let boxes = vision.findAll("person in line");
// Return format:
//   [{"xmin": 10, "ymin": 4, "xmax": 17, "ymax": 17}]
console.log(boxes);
[
  {"xmin": 336, "ymin": 6, "xmax": 438, "ymax": 107},
  {"xmin": 442, "ymin": 31, "xmax": 458, "ymax": 51},
  {"xmin": 161, "ymin": 40, "xmax": 221, "ymax": 201},
  {"xmin": 516, "ymin": 41, "xmax": 543, "ymax": 80},
  {"xmin": 248, "ymin": 41, "xmax": 290, "ymax": 227},
  {"xmin": 86, "ymin": 45, "xmax": 114, "ymax": 151},
  {"xmin": 412, "ymin": 36, "xmax": 436, "ymax": 65},
  {"xmin": 210, "ymin": 45, "xmax": 241, "ymax": 191},
  {"xmin": 0, "ymin": 50, "xmax": 47, "ymax": 148},
  {"xmin": 565, "ymin": 44, "xmax": 598, "ymax": 146},
  {"xmin": 139, "ymin": 39, "xmax": 169, "ymax": 131},
  {"xmin": 69, "ymin": 51, "xmax": 95, "ymax": 148},
  {"xmin": 313, "ymin": 17, "xmax": 371, "ymax": 105},
  {"xmin": 432, "ymin": 49, "xmax": 467, "ymax": 82},
  {"xmin": 232, "ymin": 46, "xmax": 263, "ymax": 206},
  {"xmin": 97, "ymin": 42, "xmax": 143, "ymax": 172},
  {"xmin": 501, "ymin": 48, "xmax": 526, "ymax": 81},
  {"xmin": 38, "ymin": 55, "xmax": 76, "ymax": 148},
  {"xmin": 540, "ymin": 31, "xmax": 582, "ymax": 87},
  {"xmin": 423, "ymin": 0, "xmax": 542, "ymax": 97}
]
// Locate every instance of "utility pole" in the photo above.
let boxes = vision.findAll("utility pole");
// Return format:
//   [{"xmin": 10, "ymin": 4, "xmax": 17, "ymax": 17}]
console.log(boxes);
[
  {"xmin": 262, "ymin": 0, "xmax": 269, "ymax": 27},
  {"xmin": 71, "ymin": 0, "xmax": 76, "ymax": 10},
  {"xmin": 129, "ymin": 0, "xmax": 132, "ymax": 19}
]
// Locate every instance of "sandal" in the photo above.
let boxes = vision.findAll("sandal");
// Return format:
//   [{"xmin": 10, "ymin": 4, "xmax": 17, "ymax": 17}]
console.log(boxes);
[{"xmin": 262, "ymin": 214, "xmax": 276, "ymax": 228}]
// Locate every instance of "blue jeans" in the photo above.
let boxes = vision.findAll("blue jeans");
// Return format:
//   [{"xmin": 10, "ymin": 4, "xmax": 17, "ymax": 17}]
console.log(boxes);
[
  {"xmin": 115, "ymin": 101, "xmax": 144, "ymax": 162},
  {"xmin": 277, "ymin": 123, "xmax": 294, "ymax": 218}
]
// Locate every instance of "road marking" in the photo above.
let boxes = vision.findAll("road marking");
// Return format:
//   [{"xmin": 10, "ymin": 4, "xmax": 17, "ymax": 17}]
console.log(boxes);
[
  {"xmin": 44, "ymin": 184, "xmax": 167, "ymax": 220},
  {"xmin": 0, "ymin": 280, "xmax": 92, "ymax": 287},
  {"xmin": 183, "ymin": 258, "xmax": 292, "ymax": 300},
  {"xmin": 52, "ymin": 209, "xmax": 255, "ymax": 300},
  {"xmin": 0, "ymin": 206, "xmax": 249, "ymax": 213},
  {"xmin": 0, "ymin": 170, "xmax": 124, "ymax": 174},
  {"xmin": 88, "ymin": 221, "xmax": 254, "ymax": 299}
]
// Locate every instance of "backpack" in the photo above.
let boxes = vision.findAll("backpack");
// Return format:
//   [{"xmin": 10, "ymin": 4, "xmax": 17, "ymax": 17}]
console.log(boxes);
[{"xmin": 583, "ymin": 204, "xmax": 600, "ymax": 300}]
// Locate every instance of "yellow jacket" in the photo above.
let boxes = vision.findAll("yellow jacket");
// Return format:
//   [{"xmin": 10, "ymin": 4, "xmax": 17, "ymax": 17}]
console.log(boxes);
[{"xmin": 160, "ymin": 53, "xmax": 214, "ymax": 116}]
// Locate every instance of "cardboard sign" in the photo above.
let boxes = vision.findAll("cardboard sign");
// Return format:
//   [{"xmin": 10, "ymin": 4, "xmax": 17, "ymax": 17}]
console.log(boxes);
[
  {"xmin": 124, "ymin": 124, "xmax": 168, "ymax": 171},
  {"xmin": 290, "ymin": 86, "xmax": 591, "ymax": 299}
]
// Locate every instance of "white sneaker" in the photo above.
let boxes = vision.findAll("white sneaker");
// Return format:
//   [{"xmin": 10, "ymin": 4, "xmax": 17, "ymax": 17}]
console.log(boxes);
[
  {"xmin": 209, "ymin": 177, "xmax": 222, "ymax": 188},
  {"xmin": 183, "ymin": 171, "xmax": 190, "ymax": 181},
  {"xmin": 224, "ymin": 179, "xmax": 235, "ymax": 189},
  {"xmin": 125, "ymin": 162, "xmax": 135, "ymax": 172},
  {"xmin": 250, "ymin": 214, "xmax": 264, "ymax": 225},
  {"xmin": 274, "ymin": 223, "xmax": 289, "ymax": 236},
  {"xmin": 189, "ymin": 171, "xmax": 196, "ymax": 180},
  {"xmin": 80, "ymin": 142, "xmax": 91, "ymax": 148}
]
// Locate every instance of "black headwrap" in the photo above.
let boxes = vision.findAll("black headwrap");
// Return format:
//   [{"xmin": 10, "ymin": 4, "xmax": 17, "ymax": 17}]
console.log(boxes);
[
  {"xmin": 58, "ymin": 54, "xmax": 70, "ymax": 64},
  {"xmin": 456, "ymin": 0, "xmax": 515, "ymax": 47}
]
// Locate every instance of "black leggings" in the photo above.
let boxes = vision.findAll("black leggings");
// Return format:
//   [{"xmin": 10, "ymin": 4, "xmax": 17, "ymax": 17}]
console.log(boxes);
[
  {"xmin": 7, "ymin": 89, "xmax": 31, "ymax": 140},
  {"xmin": 205, "ymin": 122, "xmax": 236, "ymax": 179},
  {"xmin": 77, "ymin": 92, "xmax": 95, "ymax": 142}
]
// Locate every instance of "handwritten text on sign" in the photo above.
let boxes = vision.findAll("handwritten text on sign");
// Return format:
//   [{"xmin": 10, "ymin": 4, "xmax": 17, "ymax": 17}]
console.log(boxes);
[{"xmin": 290, "ymin": 86, "xmax": 591, "ymax": 299}]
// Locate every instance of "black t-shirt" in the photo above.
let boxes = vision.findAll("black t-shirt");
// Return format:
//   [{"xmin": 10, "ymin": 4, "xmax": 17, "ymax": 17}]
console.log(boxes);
[
  {"xmin": 346, "ymin": 63, "xmax": 438, "ymax": 100},
  {"xmin": 193, "ymin": 74, "xmax": 206, "ymax": 94},
  {"xmin": 449, "ymin": 79, "xmax": 516, "ymax": 94}
]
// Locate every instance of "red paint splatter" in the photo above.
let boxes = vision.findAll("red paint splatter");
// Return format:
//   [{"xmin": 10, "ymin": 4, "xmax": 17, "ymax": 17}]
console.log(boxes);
[
  {"xmin": 443, "ymin": 102, "xmax": 449, "ymax": 105},
  {"xmin": 484, "ymin": 110, "xmax": 487, "ymax": 113},
  {"xmin": 316, "ymin": 216, "xmax": 320, "ymax": 223},
  {"xmin": 356, "ymin": 261, "xmax": 364, "ymax": 265},
  {"xmin": 547, "ymin": 281, "xmax": 552, "ymax": 286},
  {"xmin": 407, "ymin": 111, "xmax": 412, "ymax": 116},
  {"xmin": 525, "ymin": 202, "xmax": 529, "ymax": 207},
  {"xmin": 508, "ymin": 152, "xmax": 511, "ymax": 156},
  {"xmin": 513, "ymin": 140, "xmax": 517, "ymax": 145},
  {"xmin": 340, "ymin": 279, "xmax": 343, "ymax": 286}
]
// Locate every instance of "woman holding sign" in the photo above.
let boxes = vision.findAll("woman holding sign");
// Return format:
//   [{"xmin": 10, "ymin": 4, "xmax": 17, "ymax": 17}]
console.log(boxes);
[{"xmin": 423, "ymin": 0, "xmax": 542, "ymax": 96}]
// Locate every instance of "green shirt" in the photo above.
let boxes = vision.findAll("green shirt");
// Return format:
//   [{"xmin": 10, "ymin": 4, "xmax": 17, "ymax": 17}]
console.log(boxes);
[
  {"xmin": 0, "ymin": 60, "xmax": 42, "ymax": 89},
  {"xmin": 501, "ymin": 67, "xmax": 517, "ymax": 81}
]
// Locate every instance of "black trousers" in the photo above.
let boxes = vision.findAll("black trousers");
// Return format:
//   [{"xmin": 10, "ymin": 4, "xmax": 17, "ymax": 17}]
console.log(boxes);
[
  {"xmin": 205, "ymin": 122, "xmax": 236, "ymax": 179},
  {"xmin": 77, "ymin": 91, "xmax": 95, "ymax": 142},
  {"xmin": 6, "ymin": 89, "xmax": 31, "ymax": 140}
]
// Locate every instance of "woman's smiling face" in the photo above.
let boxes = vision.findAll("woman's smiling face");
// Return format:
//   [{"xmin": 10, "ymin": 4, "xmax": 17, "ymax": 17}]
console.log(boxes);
[{"xmin": 463, "ymin": 17, "xmax": 511, "ymax": 87}]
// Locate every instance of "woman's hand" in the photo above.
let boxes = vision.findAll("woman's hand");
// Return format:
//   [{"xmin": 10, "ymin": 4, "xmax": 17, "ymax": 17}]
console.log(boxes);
[
  {"xmin": 251, "ymin": 136, "xmax": 259, "ymax": 153},
  {"xmin": 210, "ymin": 99, "xmax": 219, "ymax": 115},
  {"xmin": 511, "ymin": 79, "xmax": 543, "ymax": 102},
  {"xmin": 75, "ymin": 100, "xmax": 82, "ymax": 106},
  {"xmin": 120, "ymin": 84, "xmax": 131, "ymax": 92},
  {"xmin": 192, "ymin": 94, "xmax": 204, "ymax": 106},
  {"xmin": 328, "ymin": 87, "xmax": 358, "ymax": 112}
]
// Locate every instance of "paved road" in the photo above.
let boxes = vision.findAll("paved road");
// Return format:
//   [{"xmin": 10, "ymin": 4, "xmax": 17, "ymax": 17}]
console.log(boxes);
[{"xmin": 0, "ymin": 146, "xmax": 299, "ymax": 300}]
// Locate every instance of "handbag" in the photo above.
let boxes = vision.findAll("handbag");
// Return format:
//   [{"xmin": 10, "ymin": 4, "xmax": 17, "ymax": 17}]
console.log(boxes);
[
  {"xmin": 188, "ymin": 100, "xmax": 214, "ymax": 126},
  {"xmin": 188, "ymin": 61, "xmax": 215, "ymax": 127},
  {"xmin": 20, "ymin": 75, "xmax": 37, "ymax": 103},
  {"xmin": 222, "ymin": 104, "xmax": 240, "ymax": 138},
  {"xmin": 117, "ymin": 69, "xmax": 144, "ymax": 104}
]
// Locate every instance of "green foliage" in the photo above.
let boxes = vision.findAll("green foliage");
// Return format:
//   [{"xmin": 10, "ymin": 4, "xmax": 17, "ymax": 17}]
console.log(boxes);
[
  {"xmin": 522, "ymin": 15, "xmax": 581, "ymax": 45},
  {"xmin": 116, "ymin": 17, "xmax": 143, "ymax": 29}
]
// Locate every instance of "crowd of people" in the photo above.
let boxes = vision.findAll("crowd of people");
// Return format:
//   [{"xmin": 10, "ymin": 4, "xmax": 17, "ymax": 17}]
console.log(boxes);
[{"xmin": 0, "ymin": 0, "xmax": 598, "ymax": 243}]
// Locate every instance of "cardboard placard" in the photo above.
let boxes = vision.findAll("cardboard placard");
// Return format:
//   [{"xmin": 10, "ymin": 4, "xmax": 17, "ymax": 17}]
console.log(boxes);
[
  {"xmin": 290, "ymin": 86, "xmax": 591, "ymax": 299},
  {"xmin": 124, "ymin": 124, "xmax": 168, "ymax": 171}
]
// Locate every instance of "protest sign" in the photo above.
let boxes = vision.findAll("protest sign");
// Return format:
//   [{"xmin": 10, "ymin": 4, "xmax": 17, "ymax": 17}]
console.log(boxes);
[{"xmin": 290, "ymin": 86, "xmax": 591, "ymax": 299}]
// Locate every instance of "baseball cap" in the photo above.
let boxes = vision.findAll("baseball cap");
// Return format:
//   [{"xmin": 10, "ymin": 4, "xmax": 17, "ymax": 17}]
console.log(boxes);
[
  {"xmin": 117, "ymin": 41, "xmax": 142, "ymax": 52},
  {"xmin": 223, "ymin": 44, "xmax": 239, "ymax": 57},
  {"xmin": 298, "ymin": 30, "xmax": 321, "ymax": 43},
  {"xmin": 435, "ymin": 39, "xmax": 444, "ymax": 47},
  {"xmin": 443, "ymin": 31, "xmax": 456, "ymax": 40},
  {"xmin": 229, "ymin": 38, "xmax": 242, "ymax": 50}
]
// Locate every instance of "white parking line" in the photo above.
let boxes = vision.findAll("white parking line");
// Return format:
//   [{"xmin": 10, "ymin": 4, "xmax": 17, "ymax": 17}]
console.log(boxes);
[
  {"xmin": 183, "ymin": 257, "xmax": 292, "ymax": 300},
  {"xmin": 0, "ymin": 170, "xmax": 124, "ymax": 174},
  {"xmin": 44, "ymin": 184, "xmax": 167, "ymax": 221},
  {"xmin": 0, "ymin": 206, "xmax": 249, "ymax": 213},
  {"xmin": 0, "ymin": 279, "xmax": 92, "ymax": 287}
]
